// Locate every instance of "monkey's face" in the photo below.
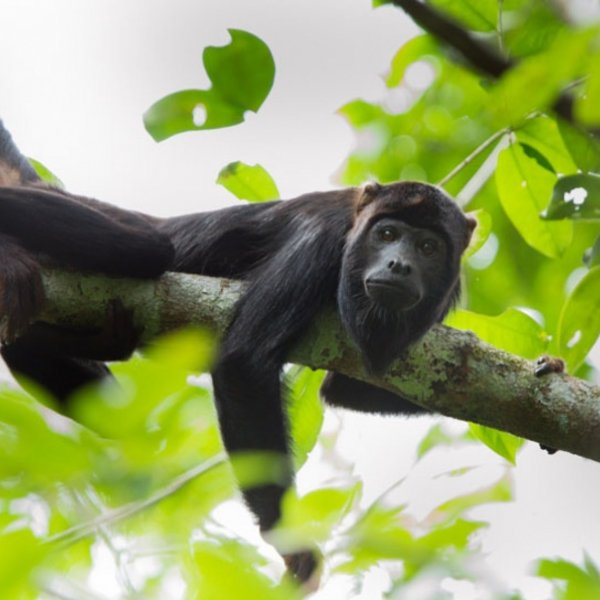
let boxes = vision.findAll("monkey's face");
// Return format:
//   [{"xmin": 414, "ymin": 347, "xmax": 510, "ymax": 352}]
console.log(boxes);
[{"xmin": 362, "ymin": 218, "xmax": 448, "ymax": 312}]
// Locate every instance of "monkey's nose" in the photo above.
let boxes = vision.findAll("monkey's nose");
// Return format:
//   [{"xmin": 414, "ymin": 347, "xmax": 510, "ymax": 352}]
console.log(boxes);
[{"xmin": 387, "ymin": 259, "xmax": 411, "ymax": 276}]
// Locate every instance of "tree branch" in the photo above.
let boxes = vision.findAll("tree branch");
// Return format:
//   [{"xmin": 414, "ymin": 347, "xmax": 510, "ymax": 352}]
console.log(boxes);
[{"xmin": 36, "ymin": 269, "xmax": 600, "ymax": 463}]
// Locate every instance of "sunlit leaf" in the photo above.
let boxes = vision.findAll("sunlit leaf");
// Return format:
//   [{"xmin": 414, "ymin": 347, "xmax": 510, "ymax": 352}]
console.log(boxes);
[
  {"xmin": 463, "ymin": 209, "xmax": 491, "ymax": 258},
  {"xmin": 584, "ymin": 235, "xmax": 600, "ymax": 268},
  {"xmin": 192, "ymin": 539, "xmax": 301, "ymax": 600},
  {"xmin": 496, "ymin": 143, "xmax": 572, "ymax": 257},
  {"xmin": 537, "ymin": 556, "xmax": 600, "ymax": 600},
  {"xmin": 286, "ymin": 368, "xmax": 325, "ymax": 469},
  {"xmin": 28, "ymin": 158, "xmax": 64, "ymax": 188},
  {"xmin": 144, "ymin": 29, "xmax": 275, "ymax": 141},
  {"xmin": 558, "ymin": 120, "xmax": 600, "ymax": 173},
  {"xmin": 445, "ymin": 307, "xmax": 548, "ymax": 358},
  {"xmin": 386, "ymin": 34, "xmax": 439, "ymax": 87},
  {"xmin": 468, "ymin": 424, "xmax": 525, "ymax": 465},
  {"xmin": 576, "ymin": 52, "xmax": 600, "ymax": 126},
  {"xmin": 516, "ymin": 115, "xmax": 577, "ymax": 174},
  {"xmin": 217, "ymin": 161, "xmax": 280, "ymax": 202},
  {"xmin": 543, "ymin": 173, "xmax": 600, "ymax": 220},
  {"xmin": 556, "ymin": 266, "xmax": 600, "ymax": 372},
  {"xmin": 276, "ymin": 483, "xmax": 361, "ymax": 547},
  {"xmin": 490, "ymin": 29, "xmax": 593, "ymax": 127},
  {"xmin": 433, "ymin": 473, "xmax": 513, "ymax": 522}
]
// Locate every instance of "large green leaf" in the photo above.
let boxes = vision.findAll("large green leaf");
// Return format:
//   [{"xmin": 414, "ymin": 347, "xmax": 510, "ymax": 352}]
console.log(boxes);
[
  {"xmin": 217, "ymin": 161, "xmax": 280, "ymax": 202},
  {"xmin": 543, "ymin": 173, "xmax": 600, "ymax": 220},
  {"xmin": 495, "ymin": 143, "xmax": 572, "ymax": 257},
  {"xmin": 556, "ymin": 266, "xmax": 600, "ymax": 372},
  {"xmin": 489, "ymin": 29, "xmax": 593, "ymax": 127},
  {"xmin": 516, "ymin": 116, "xmax": 577, "ymax": 174},
  {"xmin": 445, "ymin": 307, "xmax": 548, "ymax": 358},
  {"xmin": 428, "ymin": 0, "xmax": 497, "ymax": 31},
  {"xmin": 558, "ymin": 120, "xmax": 600, "ymax": 173},
  {"xmin": 144, "ymin": 29, "xmax": 275, "ymax": 141}
]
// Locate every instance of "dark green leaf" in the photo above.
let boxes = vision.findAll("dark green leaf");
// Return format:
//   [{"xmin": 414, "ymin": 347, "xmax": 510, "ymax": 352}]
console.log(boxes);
[
  {"xmin": 144, "ymin": 29, "xmax": 275, "ymax": 141},
  {"xmin": 543, "ymin": 173, "xmax": 600, "ymax": 220},
  {"xmin": 217, "ymin": 161, "xmax": 280, "ymax": 202}
]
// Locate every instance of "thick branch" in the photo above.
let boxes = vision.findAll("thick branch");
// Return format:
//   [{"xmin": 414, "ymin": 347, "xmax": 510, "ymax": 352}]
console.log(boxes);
[{"xmin": 35, "ymin": 269, "xmax": 600, "ymax": 462}]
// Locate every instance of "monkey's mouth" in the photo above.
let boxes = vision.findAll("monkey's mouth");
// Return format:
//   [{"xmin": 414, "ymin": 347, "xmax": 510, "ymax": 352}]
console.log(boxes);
[{"xmin": 365, "ymin": 278, "xmax": 421, "ymax": 310}]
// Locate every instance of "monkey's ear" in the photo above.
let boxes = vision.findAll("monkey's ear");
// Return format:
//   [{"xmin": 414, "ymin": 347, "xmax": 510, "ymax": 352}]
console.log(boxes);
[
  {"xmin": 355, "ymin": 181, "xmax": 382, "ymax": 214},
  {"xmin": 464, "ymin": 213, "xmax": 478, "ymax": 248}
]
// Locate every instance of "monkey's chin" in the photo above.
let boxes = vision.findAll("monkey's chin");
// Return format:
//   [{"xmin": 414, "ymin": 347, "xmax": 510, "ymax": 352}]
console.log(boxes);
[{"xmin": 364, "ymin": 279, "xmax": 421, "ymax": 311}]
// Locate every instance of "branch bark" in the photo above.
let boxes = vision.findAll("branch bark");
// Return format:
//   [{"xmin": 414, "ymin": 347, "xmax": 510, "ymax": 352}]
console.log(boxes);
[{"xmin": 36, "ymin": 269, "xmax": 600, "ymax": 462}]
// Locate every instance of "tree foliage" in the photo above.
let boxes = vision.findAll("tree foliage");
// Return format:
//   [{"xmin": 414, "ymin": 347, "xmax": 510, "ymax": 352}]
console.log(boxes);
[{"xmin": 3, "ymin": 2, "xmax": 600, "ymax": 598}]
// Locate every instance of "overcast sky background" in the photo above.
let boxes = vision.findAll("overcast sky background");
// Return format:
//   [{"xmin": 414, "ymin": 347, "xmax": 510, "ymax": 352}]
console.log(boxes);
[{"xmin": 2, "ymin": 2, "xmax": 600, "ymax": 599}]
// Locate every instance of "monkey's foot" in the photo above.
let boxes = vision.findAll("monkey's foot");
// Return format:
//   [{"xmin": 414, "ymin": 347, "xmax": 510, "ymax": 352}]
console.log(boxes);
[
  {"xmin": 534, "ymin": 355, "xmax": 565, "ymax": 455},
  {"xmin": 284, "ymin": 549, "xmax": 321, "ymax": 591},
  {"xmin": 534, "ymin": 355, "xmax": 565, "ymax": 377}
]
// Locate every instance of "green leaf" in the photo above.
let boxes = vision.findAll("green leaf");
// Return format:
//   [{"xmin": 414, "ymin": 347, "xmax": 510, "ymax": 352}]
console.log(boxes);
[
  {"xmin": 556, "ymin": 266, "xmax": 600, "ymax": 372},
  {"xmin": 537, "ymin": 557, "xmax": 600, "ymax": 600},
  {"xmin": 445, "ymin": 307, "xmax": 548, "ymax": 358},
  {"xmin": 28, "ymin": 158, "xmax": 64, "ymax": 188},
  {"xmin": 416, "ymin": 423, "xmax": 456, "ymax": 459},
  {"xmin": 584, "ymin": 235, "xmax": 600, "ymax": 268},
  {"xmin": 495, "ymin": 143, "xmax": 572, "ymax": 257},
  {"xmin": 490, "ymin": 29, "xmax": 593, "ymax": 127},
  {"xmin": 286, "ymin": 368, "xmax": 325, "ymax": 469},
  {"xmin": 576, "ymin": 52, "xmax": 600, "ymax": 126},
  {"xmin": 217, "ymin": 161, "xmax": 280, "ymax": 202},
  {"xmin": 516, "ymin": 116, "xmax": 577, "ymax": 174},
  {"xmin": 386, "ymin": 35, "xmax": 438, "ymax": 88},
  {"xmin": 463, "ymin": 209, "xmax": 491, "ymax": 258},
  {"xmin": 543, "ymin": 173, "xmax": 600, "ymax": 220},
  {"xmin": 277, "ymin": 483, "xmax": 361, "ymax": 545},
  {"xmin": 468, "ymin": 424, "xmax": 525, "ymax": 464},
  {"xmin": 558, "ymin": 120, "xmax": 600, "ymax": 173},
  {"xmin": 192, "ymin": 539, "xmax": 300, "ymax": 600},
  {"xmin": 144, "ymin": 29, "xmax": 275, "ymax": 141}
]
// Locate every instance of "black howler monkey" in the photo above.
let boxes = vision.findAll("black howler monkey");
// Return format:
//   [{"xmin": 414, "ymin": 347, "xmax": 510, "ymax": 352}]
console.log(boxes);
[{"xmin": 0, "ymin": 121, "xmax": 475, "ymax": 582}]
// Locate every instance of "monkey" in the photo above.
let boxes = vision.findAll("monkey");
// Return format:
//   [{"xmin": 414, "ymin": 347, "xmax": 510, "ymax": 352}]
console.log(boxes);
[{"xmin": 0, "ymin": 120, "xmax": 475, "ymax": 582}]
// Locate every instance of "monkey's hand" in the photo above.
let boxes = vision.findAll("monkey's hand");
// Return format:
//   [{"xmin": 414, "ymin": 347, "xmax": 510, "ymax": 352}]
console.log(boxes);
[
  {"xmin": 0, "ymin": 240, "xmax": 45, "ymax": 342},
  {"xmin": 534, "ymin": 355, "xmax": 566, "ymax": 454}
]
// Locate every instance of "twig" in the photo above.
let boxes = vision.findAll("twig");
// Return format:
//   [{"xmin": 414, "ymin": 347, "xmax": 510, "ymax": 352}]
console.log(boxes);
[{"xmin": 46, "ymin": 453, "xmax": 228, "ymax": 547}]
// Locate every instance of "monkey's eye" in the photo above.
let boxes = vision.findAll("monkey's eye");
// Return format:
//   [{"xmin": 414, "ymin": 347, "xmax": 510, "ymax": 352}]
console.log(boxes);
[
  {"xmin": 419, "ymin": 239, "xmax": 439, "ymax": 256},
  {"xmin": 378, "ymin": 226, "xmax": 397, "ymax": 242}
]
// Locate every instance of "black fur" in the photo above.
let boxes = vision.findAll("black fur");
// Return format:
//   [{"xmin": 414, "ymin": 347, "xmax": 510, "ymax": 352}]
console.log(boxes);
[{"xmin": 0, "ymin": 120, "xmax": 474, "ymax": 581}]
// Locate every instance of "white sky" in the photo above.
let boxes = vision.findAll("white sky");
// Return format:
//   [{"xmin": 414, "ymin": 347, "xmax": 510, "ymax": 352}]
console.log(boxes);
[{"xmin": 2, "ymin": 2, "xmax": 600, "ymax": 599}]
